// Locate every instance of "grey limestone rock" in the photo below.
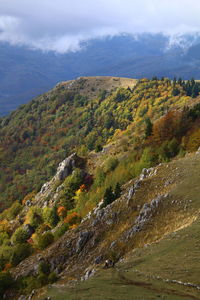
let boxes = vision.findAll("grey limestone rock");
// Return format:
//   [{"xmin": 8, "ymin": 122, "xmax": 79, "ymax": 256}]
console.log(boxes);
[{"xmin": 76, "ymin": 231, "xmax": 93, "ymax": 253}]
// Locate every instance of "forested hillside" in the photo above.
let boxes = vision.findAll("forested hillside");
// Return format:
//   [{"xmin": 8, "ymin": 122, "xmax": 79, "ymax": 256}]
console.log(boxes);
[
  {"xmin": 1, "ymin": 76, "xmax": 200, "ymax": 298},
  {"xmin": 1, "ymin": 76, "xmax": 200, "ymax": 210}
]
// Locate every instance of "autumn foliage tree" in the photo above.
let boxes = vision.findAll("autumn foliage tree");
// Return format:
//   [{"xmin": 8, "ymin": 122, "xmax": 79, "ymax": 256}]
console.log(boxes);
[
  {"xmin": 64, "ymin": 212, "xmax": 81, "ymax": 226},
  {"xmin": 151, "ymin": 110, "xmax": 186, "ymax": 145}
]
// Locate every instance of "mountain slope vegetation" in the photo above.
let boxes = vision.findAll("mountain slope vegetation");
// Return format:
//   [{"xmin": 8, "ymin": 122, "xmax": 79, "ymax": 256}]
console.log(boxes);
[
  {"xmin": 1, "ymin": 76, "xmax": 200, "ymax": 210},
  {"xmin": 1, "ymin": 76, "xmax": 200, "ymax": 298}
]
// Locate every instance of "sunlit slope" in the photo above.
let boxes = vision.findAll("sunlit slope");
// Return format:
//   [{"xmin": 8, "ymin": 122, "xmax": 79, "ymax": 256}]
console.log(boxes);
[{"xmin": 25, "ymin": 151, "xmax": 200, "ymax": 299}]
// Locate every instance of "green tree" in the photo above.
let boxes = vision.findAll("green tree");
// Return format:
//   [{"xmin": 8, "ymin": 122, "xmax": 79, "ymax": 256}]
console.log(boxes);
[
  {"xmin": 145, "ymin": 118, "xmax": 153, "ymax": 138},
  {"xmin": 0, "ymin": 272, "xmax": 14, "ymax": 297},
  {"xmin": 43, "ymin": 207, "xmax": 59, "ymax": 227},
  {"xmin": 103, "ymin": 187, "xmax": 115, "ymax": 207},
  {"xmin": 37, "ymin": 232, "xmax": 54, "ymax": 250},
  {"xmin": 11, "ymin": 243, "xmax": 32, "ymax": 266},
  {"xmin": 11, "ymin": 227, "xmax": 30, "ymax": 244},
  {"xmin": 114, "ymin": 183, "xmax": 121, "ymax": 199}
]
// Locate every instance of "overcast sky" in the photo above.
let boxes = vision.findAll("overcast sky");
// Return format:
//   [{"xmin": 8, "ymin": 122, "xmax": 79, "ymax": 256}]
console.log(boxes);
[{"xmin": 0, "ymin": 0, "xmax": 200, "ymax": 52}]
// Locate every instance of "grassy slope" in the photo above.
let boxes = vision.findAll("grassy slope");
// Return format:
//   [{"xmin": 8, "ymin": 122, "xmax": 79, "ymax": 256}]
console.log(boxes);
[{"xmin": 34, "ymin": 152, "xmax": 200, "ymax": 299}]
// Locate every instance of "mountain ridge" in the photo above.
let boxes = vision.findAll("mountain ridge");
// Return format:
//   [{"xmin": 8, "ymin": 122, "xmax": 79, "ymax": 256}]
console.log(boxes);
[{"xmin": 2, "ymin": 32, "xmax": 200, "ymax": 115}]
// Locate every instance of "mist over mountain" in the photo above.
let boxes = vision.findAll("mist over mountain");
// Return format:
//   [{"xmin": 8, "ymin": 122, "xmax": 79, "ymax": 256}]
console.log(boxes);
[{"xmin": 1, "ymin": 32, "xmax": 200, "ymax": 116}]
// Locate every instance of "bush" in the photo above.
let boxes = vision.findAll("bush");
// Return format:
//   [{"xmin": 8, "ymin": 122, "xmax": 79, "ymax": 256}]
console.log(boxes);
[
  {"xmin": 25, "ymin": 207, "xmax": 43, "ymax": 229},
  {"xmin": 95, "ymin": 144, "xmax": 103, "ymax": 152},
  {"xmin": 0, "ymin": 245, "xmax": 13, "ymax": 271},
  {"xmin": 0, "ymin": 271, "xmax": 14, "ymax": 297},
  {"xmin": 0, "ymin": 232, "xmax": 9, "ymax": 246},
  {"xmin": 37, "ymin": 272, "xmax": 48, "ymax": 285},
  {"xmin": 103, "ymin": 187, "xmax": 115, "ymax": 207},
  {"xmin": 7, "ymin": 202, "xmax": 22, "ymax": 220},
  {"xmin": 64, "ymin": 212, "xmax": 81, "ymax": 226},
  {"xmin": 11, "ymin": 227, "xmax": 30, "ymax": 244},
  {"xmin": 43, "ymin": 207, "xmax": 59, "ymax": 227},
  {"xmin": 48, "ymin": 272, "xmax": 58, "ymax": 283},
  {"xmin": 103, "ymin": 157, "xmax": 119, "ymax": 173},
  {"xmin": 11, "ymin": 243, "xmax": 33, "ymax": 266},
  {"xmin": 94, "ymin": 168, "xmax": 105, "ymax": 187},
  {"xmin": 54, "ymin": 223, "xmax": 69, "ymax": 240},
  {"xmin": 38, "ymin": 261, "xmax": 50, "ymax": 275},
  {"xmin": 37, "ymin": 232, "xmax": 54, "ymax": 250},
  {"xmin": 57, "ymin": 206, "xmax": 67, "ymax": 219}
]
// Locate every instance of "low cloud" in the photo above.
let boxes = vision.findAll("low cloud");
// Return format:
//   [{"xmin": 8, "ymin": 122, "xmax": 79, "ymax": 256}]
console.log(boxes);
[{"xmin": 0, "ymin": 0, "xmax": 200, "ymax": 52}]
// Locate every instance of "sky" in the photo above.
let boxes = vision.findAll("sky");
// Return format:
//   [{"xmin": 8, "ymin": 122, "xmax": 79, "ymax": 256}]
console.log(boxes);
[{"xmin": 0, "ymin": 0, "xmax": 200, "ymax": 53}]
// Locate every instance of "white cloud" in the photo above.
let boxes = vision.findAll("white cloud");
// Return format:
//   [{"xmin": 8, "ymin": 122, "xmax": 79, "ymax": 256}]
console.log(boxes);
[{"xmin": 0, "ymin": 0, "xmax": 200, "ymax": 52}]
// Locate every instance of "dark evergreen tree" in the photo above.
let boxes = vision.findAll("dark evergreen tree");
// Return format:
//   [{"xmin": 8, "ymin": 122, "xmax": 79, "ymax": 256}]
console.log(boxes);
[
  {"xmin": 172, "ymin": 87, "xmax": 180, "ymax": 96},
  {"xmin": 191, "ymin": 84, "xmax": 199, "ymax": 98},
  {"xmin": 178, "ymin": 77, "xmax": 183, "ymax": 85},
  {"xmin": 145, "ymin": 118, "xmax": 153, "ymax": 138},
  {"xmin": 114, "ymin": 183, "xmax": 121, "ymax": 199},
  {"xmin": 103, "ymin": 187, "xmax": 115, "ymax": 207},
  {"xmin": 173, "ymin": 77, "xmax": 177, "ymax": 86}
]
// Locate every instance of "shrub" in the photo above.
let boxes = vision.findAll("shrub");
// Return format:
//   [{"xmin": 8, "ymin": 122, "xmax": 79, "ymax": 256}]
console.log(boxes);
[
  {"xmin": 140, "ymin": 147, "xmax": 157, "ymax": 168},
  {"xmin": 48, "ymin": 272, "xmax": 58, "ymax": 283},
  {"xmin": 36, "ymin": 223, "xmax": 51, "ymax": 235},
  {"xmin": 7, "ymin": 202, "xmax": 22, "ymax": 220},
  {"xmin": 95, "ymin": 144, "xmax": 103, "ymax": 152},
  {"xmin": 54, "ymin": 223, "xmax": 69, "ymax": 240},
  {"xmin": 0, "ymin": 271, "xmax": 14, "ymax": 297},
  {"xmin": 25, "ymin": 207, "xmax": 43, "ymax": 229},
  {"xmin": 94, "ymin": 168, "xmax": 105, "ymax": 187},
  {"xmin": 37, "ymin": 272, "xmax": 48, "ymax": 285},
  {"xmin": 0, "ymin": 220, "xmax": 12, "ymax": 235},
  {"xmin": 0, "ymin": 232, "xmax": 9, "ymax": 246},
  {"xmin": 57, "ymin": 206, "xmax": 67, "ymax": 219},
  {"xmin": 64, "ymin": 212, "xmax": 81, "ymax": 226},
  {"xmin": 103, "ymin": 187, "xmax": 115, "ymax": 207},
  {"xmin": 103, "ymin": 157, "xmax": 119, "ymax": 173},
  {"xmin": 186, "ymin": 128, "xmax": 200, "ymax": 152},
  {"xmin": 11, "ymin": 243, "xmax": 33, "ymax": 266},
  {"xmin": 11, "ymin": 227, "xmax": 30, "ymax": 244},
  {"xmin": 64, "ymin": 168, "xmax": 84, "ymax": 191},
  {"xmin": 37, "ymin": 232, "xmax": 54, "ymax": 250},
  {"xmin": 38, "ymin": 261, "xmax": 50, "ymax": 275},
  {"xmin": 0, "ymin": 245, "xmax": 13, "ymax": 271},
  {"xmin": 43, "ymin": 207, "xmax": 59, "ymax": 227}
]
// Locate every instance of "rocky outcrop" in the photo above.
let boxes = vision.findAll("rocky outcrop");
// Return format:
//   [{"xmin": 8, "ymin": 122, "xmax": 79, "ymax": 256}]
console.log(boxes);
[
  {"xmin": 196, "ymin": 146, "xmax": 200, "ymax": 154},
  {"xmin": 33, "ymin": 153, "xmax": 83, "ymax": 207},
  {"xmin": 76, "ymin": 231, "xmax": 94, "ymax": 253},
  {"xmin": 126, "ymin": 193, "xmax": 168, "ymax": 239},
  {"xmin": 55, "ymin": 153, "xmax": 77, "ymax": 181}
]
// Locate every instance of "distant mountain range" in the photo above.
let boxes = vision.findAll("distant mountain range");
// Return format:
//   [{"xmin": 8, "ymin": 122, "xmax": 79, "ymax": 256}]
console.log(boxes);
[{"xmin": 1, "ymin": 33, "xmax": 200, "ymax": 115}]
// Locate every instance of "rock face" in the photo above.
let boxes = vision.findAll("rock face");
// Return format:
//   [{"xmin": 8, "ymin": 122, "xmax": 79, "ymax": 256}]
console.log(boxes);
[
  {"xmin": 76, "ymin": 231, "xmax": 94, "ymax": 253},
  {"xmin": 196, "ymin": 146, "xmax": 200, "ymax": 154},
  {"xmin": 55, "ymin": 153, "xmax": 77, "ymax": 181},
  {"xmin": 126, "ymin": 193, "xmax": 168, "ymax": 239},
  {"xmin": 33, "ymin": 153, "xmax": 83, "ymax": 207}
]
